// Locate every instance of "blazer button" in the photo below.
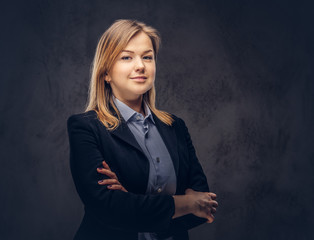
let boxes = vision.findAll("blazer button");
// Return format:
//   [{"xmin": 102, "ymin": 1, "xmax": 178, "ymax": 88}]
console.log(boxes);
[
  {"xmin": 156, "ymin": 157, "xmax": 160, "ymax": 163},
  {"xmin": 157, "ymin": 188, "xmax": 162, "ymax": 193}
]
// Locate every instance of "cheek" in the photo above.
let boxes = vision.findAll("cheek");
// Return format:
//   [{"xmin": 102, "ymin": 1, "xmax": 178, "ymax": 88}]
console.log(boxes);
[
  {"xmin": 111, "ymin": 64, "xmax": 132, "ymax": 78},
  {"xmin": 149, "ymin": 64, "xmax": 156, "ymax": 77}
]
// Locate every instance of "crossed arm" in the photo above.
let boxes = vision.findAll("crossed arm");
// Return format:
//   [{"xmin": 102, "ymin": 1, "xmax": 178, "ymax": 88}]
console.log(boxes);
[{"xmin": 97, "ymin": 160, "xmax": 217, "ymax": 223}]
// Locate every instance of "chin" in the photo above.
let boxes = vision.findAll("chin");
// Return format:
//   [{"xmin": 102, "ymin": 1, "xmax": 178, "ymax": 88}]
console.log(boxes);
[
  {"xmin": 133, "ymin": 90, "xmax": 150, "ymax": 96},
  {"xmin": 131, "ymin": 85, "xmax": 153, "ymax": 95}
]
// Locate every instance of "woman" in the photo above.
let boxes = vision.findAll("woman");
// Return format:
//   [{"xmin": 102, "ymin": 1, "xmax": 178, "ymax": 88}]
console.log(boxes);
[{"xmin": 67, "ymin": 19, "xmax": 218, "ymax": 240}]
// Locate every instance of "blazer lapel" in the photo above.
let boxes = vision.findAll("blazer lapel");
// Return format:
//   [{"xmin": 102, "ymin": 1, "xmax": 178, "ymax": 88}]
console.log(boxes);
[
  {"xmin": 152, "ymin": 112, "xmax": 180, "ymax": 179},
  {"xmin": 109, "ymin": 104, "xmax": 146, "ymax": 155},
  {"xmin": 110, "ymin": 118, "xmax": 146, "ymax": 155}
]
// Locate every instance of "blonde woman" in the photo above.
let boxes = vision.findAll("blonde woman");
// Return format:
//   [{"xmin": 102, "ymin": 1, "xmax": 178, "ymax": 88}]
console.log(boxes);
[{"xmin": 67, "ymin": 19, "xmax": 218, "ymax": 240}]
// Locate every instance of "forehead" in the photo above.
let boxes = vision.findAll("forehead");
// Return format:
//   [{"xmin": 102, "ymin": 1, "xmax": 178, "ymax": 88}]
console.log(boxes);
[{"xmin": 124, "ymin": 32, "xmax": 153, "ymax": 51}]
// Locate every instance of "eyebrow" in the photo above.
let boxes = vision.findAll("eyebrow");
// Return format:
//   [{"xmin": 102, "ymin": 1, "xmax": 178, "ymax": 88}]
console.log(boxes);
[{"xmin": 121, "ymin": 49, "xmax": 153, "ymax": 54}]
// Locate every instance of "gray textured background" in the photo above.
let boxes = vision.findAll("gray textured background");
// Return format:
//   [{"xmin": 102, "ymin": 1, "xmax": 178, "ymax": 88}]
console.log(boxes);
[{"xmin": 1, "ymin": 0, "xmax": 314, "ymax": 239}]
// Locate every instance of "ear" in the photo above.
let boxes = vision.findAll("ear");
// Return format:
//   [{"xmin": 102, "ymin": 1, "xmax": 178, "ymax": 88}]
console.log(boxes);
[{"xmin": 104, "ymin": 72, "xmax": 111, "ymax": 82}]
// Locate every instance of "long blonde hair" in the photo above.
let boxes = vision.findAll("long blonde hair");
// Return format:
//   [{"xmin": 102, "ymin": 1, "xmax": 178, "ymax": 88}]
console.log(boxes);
[{"xmin": 85, "ymin": 19, "xmax": 174, "ymax": 130}]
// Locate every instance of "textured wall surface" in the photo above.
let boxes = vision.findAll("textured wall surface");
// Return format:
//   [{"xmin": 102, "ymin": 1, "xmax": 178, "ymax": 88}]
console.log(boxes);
[{"xmin": 1, "ymin": 0, "xmax": 313, "ymax": 239}]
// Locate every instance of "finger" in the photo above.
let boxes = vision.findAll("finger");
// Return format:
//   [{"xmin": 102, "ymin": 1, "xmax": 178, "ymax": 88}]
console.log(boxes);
[
  {"xmin": 97, "ymin": 168, "xmax": 117, "ymax": 179},
  {"xmin": 206, "ymin": 209, "xmax": 215, "ymax": 223},
  {"xmin": 107, "ymin": 184, "xmax": 127, "ymax": 192},
  {"xmin": 107, "ymin": 185, "xmax": 121, "ymax": 190},
  {"xmin": 211, "ymin": 207, "xmax": 217, "ymax": 214},
  {"xmin": 209, "ymin": 200, "xmax": 218, "ymax": 208},
  {"xmin": 98, "ymin": 179, "xmax": 119, "ymax": 185},
  {"xmin": 204, "ymin": 201, "xmax": 212, "ymax": 210},
  {"xmin": 207, "ymin": 213, "xmax": 215, "ymax": 223},
  {"xmin": 208, "ymin": 192, "xmax": 217, "ymax": 200},
  {"xmin": 102, "ymin": 161, "xmax": 111, "ymax": 170}
]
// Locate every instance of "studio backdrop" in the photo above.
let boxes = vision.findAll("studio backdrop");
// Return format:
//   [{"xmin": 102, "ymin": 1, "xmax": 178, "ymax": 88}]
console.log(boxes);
[{"xmin": 0, "ymin": 0, "xmax": 313, "ymax": 239}]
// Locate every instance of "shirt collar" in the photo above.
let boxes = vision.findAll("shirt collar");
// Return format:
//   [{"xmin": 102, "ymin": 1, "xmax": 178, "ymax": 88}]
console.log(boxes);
[{"xmin": 112, "ymin": 95, "xmax": 155, "ymax": 124}]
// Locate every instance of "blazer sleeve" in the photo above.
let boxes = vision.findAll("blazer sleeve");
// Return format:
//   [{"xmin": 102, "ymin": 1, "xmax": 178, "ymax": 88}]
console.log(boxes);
[
  {"xmin": 157, "ymin": 117, "xmax": 210, "ymax": 238},
  {"xmin": 67, "ymin": 114, "xmax": 175, "ymax": 232}
]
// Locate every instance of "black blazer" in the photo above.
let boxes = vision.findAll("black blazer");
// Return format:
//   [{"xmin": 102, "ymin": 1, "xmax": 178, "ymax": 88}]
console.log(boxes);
[{"xmin": 67, "ymin": 107, "xmax": 210, "ymax": 240}]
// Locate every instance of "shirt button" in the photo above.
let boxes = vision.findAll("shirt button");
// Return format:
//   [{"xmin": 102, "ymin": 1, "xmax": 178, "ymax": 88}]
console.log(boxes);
[
  {"xmin": 157, "ymin": 188, "xmax": 162, "ymax": 193},
  {"xmin": 156, "ymin": 157, "xmax": 160, "ymax": 163},
  {"xmin": 136, "ymin": 115, "xmax": 141, "ymax": 120}
]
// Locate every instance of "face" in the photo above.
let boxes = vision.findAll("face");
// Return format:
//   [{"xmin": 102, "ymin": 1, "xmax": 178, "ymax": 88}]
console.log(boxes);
[{"xmin": 105, "ymin": 31, "xmax": 156, "ymax": 102}]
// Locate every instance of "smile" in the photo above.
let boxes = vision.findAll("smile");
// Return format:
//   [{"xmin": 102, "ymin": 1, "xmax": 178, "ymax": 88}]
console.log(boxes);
[{"xmin": 130, "ymin": 76, "xmax": 147, "ymax": 82}]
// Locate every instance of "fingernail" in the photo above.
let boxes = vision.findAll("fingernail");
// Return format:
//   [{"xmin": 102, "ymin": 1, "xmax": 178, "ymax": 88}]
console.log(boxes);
[
  {"xmin": 107, "ymin": 185, "xmax": 112, "ymax": 188},
  {"xmin": 97, "ymin": 168, "xmax": 103, "ymax": 170},
  {"xmin": 98, "ymin": 180, "xmax": 103, "ymax": 183}
]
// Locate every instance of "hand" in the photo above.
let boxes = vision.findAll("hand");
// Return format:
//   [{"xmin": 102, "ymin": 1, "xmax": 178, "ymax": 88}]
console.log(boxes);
[
  {"xmin": 185, "ymin": 188, "xmax": 218, "ymax": 223},
  {"xmin": 97, "ymin": 161, "xmax": 128, "ymax": 192}
]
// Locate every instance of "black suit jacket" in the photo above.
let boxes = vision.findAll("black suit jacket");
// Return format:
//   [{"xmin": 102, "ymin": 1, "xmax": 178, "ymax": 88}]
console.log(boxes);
[{"xmin": 67, "ymin": 108, "xmax": 210, "ymax": 240}]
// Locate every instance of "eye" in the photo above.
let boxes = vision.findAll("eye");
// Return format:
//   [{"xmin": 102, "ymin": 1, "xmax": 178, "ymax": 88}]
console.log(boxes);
[
  {"xmin": 143, "ymin": 55, "xmax": 153, "ymax": 60},
  {"xmin": 121, "ymin": 56, "xmax": 131, "ymax": 60}
]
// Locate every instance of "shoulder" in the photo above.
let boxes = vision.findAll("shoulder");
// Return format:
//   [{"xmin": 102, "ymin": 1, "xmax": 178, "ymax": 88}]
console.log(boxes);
[
  {"xmin": 67, "ymin": 110, "xmax": 99, "ymax": 130},
  {"xmin": 166, "ymin": 112, "xmax": 188, "ymax": 131},
  {"xmin": 169, "ymin": 113, "xmax": 185, "ymax": 125}
]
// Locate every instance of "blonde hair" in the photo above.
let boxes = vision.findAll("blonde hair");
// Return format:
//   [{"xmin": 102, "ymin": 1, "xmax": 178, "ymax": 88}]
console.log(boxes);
[{"xmin": 85, "ymin": 19, "xmax": 174, "ymax": 130}]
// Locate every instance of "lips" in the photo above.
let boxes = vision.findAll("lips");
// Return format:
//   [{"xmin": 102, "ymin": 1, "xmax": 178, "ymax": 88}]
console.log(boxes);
[
  {"xmin": 130, "ymin": 76, "xmax": 147, "ymax": 82},
  {"xmin": 130, "ymin": 76, "xmax": 147, "ymax": 79}
]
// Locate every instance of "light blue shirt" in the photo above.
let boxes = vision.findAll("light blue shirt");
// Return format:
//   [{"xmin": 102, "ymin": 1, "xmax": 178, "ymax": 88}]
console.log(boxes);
[{"xmin": 112, "ymin": 95, "xmax": 176, "ymax": 240}]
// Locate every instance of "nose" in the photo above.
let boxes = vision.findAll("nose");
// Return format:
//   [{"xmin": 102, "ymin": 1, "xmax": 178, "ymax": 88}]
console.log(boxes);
[{"xmin": 134, "ymin": 57, "xmax": 145, "ymax": 72}]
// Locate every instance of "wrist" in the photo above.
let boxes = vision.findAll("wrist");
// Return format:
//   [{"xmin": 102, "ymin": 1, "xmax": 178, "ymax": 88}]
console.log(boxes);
[
  {"xmin": 184, "ymin": 194, "xmax": 195, "ymax": 215},
  {"xmin": 172, "ymin": 194, "xmax": 194, "ymax": 219}
]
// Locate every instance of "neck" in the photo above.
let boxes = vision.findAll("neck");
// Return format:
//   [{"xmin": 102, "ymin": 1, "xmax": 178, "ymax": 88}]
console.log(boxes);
[{"xmin": 114, "ymin": 94, "xmax": 145, "ymax": 116}]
